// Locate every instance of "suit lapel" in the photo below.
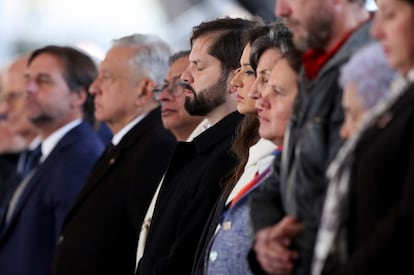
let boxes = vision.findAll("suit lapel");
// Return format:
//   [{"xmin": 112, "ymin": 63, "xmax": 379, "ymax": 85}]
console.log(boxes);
[
  {"xmin": 63, "ymin": 145, "xmax": 120, "ymax": 221},
  {"xmin": 63, "ymin": 107, "xmax": 162, "ymax": 225},
  {"xmin": 373, "ymin": 85, "xmax": 414, "ymax": 132},
  {"xmin": 0, "ymin": 143, "xmax": 62, "ymax": 238},
  {"xmin": 0, "ymin": 122, "xmax": 89, "ymax": 238}
]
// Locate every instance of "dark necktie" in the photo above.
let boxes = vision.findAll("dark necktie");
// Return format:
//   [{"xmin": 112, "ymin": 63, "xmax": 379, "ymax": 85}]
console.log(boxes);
[
  {"xmin": 102, "ymin": 142, "xmax": 119, "ymax": 166},
  {"xmin": 103, "ymin": 142, "xmax": 116, "ymax": 159},
  {"xmin": 0, "ymin": 144, "xmax": 42, "ymax": 228},
  {"xmin": 21, "ymin": 145, "xmax": 42, "ymax": 177}
]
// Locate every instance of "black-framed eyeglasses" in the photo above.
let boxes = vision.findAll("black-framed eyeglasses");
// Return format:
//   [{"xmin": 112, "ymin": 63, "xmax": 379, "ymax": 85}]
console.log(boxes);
[{"xmin": 153, "ymin": 77, "xmax": 185, "ymax": 99}]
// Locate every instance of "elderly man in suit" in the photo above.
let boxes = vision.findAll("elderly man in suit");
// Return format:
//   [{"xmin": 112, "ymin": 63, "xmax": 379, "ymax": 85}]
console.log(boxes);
[
  {"xmin": 0, "ymin": 46, "xmax": 104, "ymax": 275},
  {"xmin": 51, "ymin": 34, "xmax": 176, "ymax": 275}
]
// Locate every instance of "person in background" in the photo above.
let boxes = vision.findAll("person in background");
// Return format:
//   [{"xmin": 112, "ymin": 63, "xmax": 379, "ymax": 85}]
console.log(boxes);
[
  {"xmin": 136, "ymin": 50, "xmax": 209, "ymax": 267},
  {"xmin": 0, "ymin": 55, "xmax": 40, "ymax": 209},
  {"xmin": 252, "ymin": 0, "xmax": 372, "ymax": 274},
  {"xmin": 137, "ymin": 17, "xmax": 256, "ymax": 275},
  {"xmin": 0, "ymin": 59, "xmax": 25, "ymax": 202},
  {"xmin": 0, "ymin": 111, "xmax": 22, "ymax": 210},
  {"xmin": 0, "ymin": 121, "xmax": 26, "ymax": 154},
  {"xmin": 0, "ymin": 56, "xmax": 38, "ymax": 150},
  {"xmin": 312, "ymin": 42, "xmax": 396, "ymax": 275},
  {"xmin": 156, "ymin": 50, "xmax": 207, "ymax": 141},
  {"xmin": 51, "ymin": 34, "xmax": 176, "ymax": 275},
  {"xmin": 312, "ymin": 0, "xmax": 414, "ymax": 274},
  {"xmin": 0, "ymin": 45, "xmax": 104, "ymax": 275},
  {"xmin": 339, "ymin": 42, "xmax": 395, "ymax": 139}
]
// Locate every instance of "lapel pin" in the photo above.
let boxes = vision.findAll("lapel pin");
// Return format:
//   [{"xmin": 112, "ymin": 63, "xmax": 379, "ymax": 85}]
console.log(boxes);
[
  {"xmin": 222, "ymin": 221, "xmax": 232, "ymax": 231},
  {"xmin": 109, "ymin": 158, "xmax": 116, "ymax": 165},
  {"xmin": 377, "ymin": 112, "xmax": 393, "ymax": 129}
]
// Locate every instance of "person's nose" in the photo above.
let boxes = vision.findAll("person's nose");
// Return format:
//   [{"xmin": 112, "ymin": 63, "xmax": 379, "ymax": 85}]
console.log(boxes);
[
  {"xmin": 230, "ymin": 69, "xmax": 243, "ymax": 92},
  {"xmin": 248, "ymin": 79, "xmax": 261, "ymax": 100},
  {"xmin": 340, "ymin": 121, "xmax": 350, "ymax": 140},
  {"xmin": 370, "ymin": 14, "xmax": 383, "ymax": 41},
  {"xmin": 89, "ymin": 78, "xmax": 100, "ymax": 95},
  {"xmin": 275, "ymin": 0, "xmax": 291, "ymax": 18},
  {"xmin": 158, "ymin": 85, "xmax": 173, "ymax": 102},
  {"xmin": 181, "ymin": 67, "xmax": 194, "ymax": 84},
  {"xmin": 26, "ymin": 79, "xmax": 38, "ymax": 97}
]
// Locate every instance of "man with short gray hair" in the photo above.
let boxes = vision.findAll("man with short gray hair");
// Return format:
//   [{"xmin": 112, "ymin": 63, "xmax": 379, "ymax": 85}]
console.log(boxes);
[{"xmin": 51, "ymin": 34, "xmax": 176, "ymax": 275}]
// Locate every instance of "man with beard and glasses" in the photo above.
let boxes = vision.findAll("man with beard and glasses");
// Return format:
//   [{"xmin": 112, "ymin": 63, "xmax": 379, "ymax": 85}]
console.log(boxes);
[
  {"xmin": 251, "ymin": 1, "xmax": 373, "ymax": 275},
  {"xmin": 137, "ymin": 17, "xmax": 257, "ymax": 275}
]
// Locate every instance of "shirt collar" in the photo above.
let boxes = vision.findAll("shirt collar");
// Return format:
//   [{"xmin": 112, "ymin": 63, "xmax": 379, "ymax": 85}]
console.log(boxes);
[
  {"xmin": 302, "ymin": 31, "xmax": 353, "ymax": 80},
  {"xmin": 186, "ymin": 119, "xmax": 210, "ymax": 142},
  {"xmin": 28, "ymin": 136, "xmax": 42, "ymax": 151},
  {"xmin": 41, "ymin": 119, "xmax": 82, "ymax": 162},
  {"xmin": 111, "ymin": 113, "xmax": 147, "ymax": 146},
  {"xmin": 301, "ymin": 20, "xmax": 369, "ymax": 80},
  {"xmin": 407, "ymin": 68, "xmax": 414, "ymax": 82}
]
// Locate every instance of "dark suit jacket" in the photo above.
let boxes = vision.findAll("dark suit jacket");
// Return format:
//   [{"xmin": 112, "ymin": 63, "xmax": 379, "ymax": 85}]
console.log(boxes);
[
  {"xmin": 0, "ymin": 153, "xmax": 19, "ymax": 211},
  {"xmin": 51, "ymin": 107, "xmax": 176, "ymax": 275},
  {"xmin": 333, "ymin": 85, "xmax": 414, "ymax": 275},
  {"xmin": 0, "ymin": 121, "xmax": 104, "ymax": 275},
  {"xmin": 137, "ymin": 111, "xmax": 243, "ymax": 275}
]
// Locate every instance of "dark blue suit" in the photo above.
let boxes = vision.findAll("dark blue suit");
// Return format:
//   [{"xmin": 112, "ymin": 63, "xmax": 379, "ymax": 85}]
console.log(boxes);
[{"xmin": 0, "ymin": 121, "xmax": 104, "ymax": 275}]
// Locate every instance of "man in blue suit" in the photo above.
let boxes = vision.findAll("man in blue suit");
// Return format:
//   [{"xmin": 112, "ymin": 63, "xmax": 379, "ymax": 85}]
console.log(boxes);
[{"xmin": 0, "ymin": 46, "xmax": 104, "ymax": 275}]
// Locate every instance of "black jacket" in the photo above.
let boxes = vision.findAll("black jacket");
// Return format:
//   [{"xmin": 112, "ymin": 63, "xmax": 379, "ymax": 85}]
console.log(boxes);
[
  {"xmin": 334, "ymin": 84, "xmax": 414, "ymax": 275},
  {"xmin": 137, "ymin": 111, "xmax": 242, "ymax": 275},
  {"xmin": 248, "ymin": 21, "xmax": 374, "ymax": 275},
  {"xmin": 51, "ymin": 107, "xmax": 176, "ymax": 275}
]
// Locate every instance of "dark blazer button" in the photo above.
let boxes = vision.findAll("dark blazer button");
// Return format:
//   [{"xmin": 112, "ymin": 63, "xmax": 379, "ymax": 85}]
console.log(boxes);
[{"xmin": 57, "ymin": 235, "xmax": 64, "ymax": 245}]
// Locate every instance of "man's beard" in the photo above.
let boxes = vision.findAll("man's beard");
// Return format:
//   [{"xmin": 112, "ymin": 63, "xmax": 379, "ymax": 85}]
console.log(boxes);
[
  {"xmin": 30, "ymin": 113, "xmax": 54, "ymax": 127},
  {"xmin": 184, "ymin": 74, "xmax": 227, "ymax": 116},
  {"xmin": 288, "ymin": 6, "xmax": 334, "ymax": 51}
]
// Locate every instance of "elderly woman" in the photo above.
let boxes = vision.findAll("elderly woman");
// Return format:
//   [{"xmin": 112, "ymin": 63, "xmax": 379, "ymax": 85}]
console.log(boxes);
[
  {"xmin": 312, "ymin": 42, "xmax": 395, "ymax": 275},
  {"xmin": 339, "ymin": 42, "xmax": 395, "ymax": 139},
  {"xmin": 312, "ymin": 1, "xmax": 414, "ymax": 274}
]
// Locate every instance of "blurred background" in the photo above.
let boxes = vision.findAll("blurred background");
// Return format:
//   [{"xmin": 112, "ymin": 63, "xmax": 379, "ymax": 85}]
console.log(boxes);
[{"xmin": 0, "ymin": 0, "xmax": 377, "ymax": 68}]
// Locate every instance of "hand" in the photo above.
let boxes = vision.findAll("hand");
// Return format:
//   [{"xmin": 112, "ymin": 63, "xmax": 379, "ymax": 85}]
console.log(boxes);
[{"xmin": 254, "ymin": 216, "xmax": 303, "ymax": 275}]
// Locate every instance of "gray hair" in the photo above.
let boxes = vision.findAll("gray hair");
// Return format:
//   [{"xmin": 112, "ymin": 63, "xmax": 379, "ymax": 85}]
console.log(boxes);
[
  {"xmin": 112, "ymin": 33, "xmax": 171, "ymax": 86},
  {"xmin": 339, "ymin": 42, "xmax": 395, "ymax": 109}
]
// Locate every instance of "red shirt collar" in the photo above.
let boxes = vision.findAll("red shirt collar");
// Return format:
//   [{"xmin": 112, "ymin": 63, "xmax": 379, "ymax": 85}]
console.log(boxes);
[{"xmin": 301, "ymin": 21, "xmax": 367, "ymax": 80}]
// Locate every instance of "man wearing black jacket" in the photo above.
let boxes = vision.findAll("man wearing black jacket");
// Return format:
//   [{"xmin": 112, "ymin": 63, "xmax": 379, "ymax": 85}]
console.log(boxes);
[
  {"xmin": 51, "ymin": 34, "xmax": 176, "ymax": 275},
  {"xmin": 137, "ymin": 17, "xmax": 256, "ymax": 275}
]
